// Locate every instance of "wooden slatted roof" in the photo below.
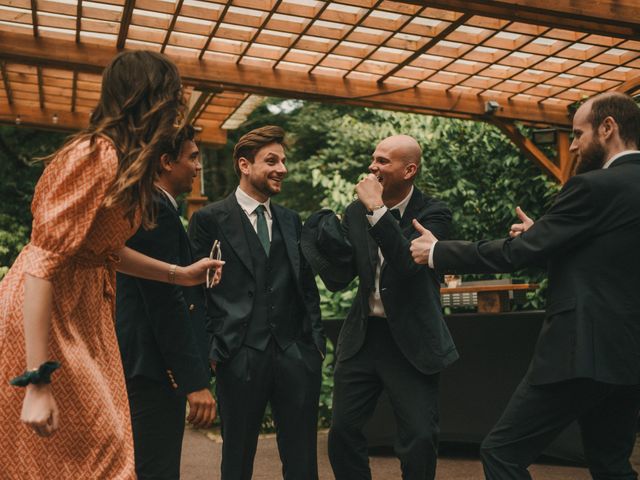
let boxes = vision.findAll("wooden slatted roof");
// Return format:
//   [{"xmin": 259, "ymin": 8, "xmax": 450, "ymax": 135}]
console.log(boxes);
[{"xmin": 1, "ymin": 0, "xmax": 640, "ymax": 152}]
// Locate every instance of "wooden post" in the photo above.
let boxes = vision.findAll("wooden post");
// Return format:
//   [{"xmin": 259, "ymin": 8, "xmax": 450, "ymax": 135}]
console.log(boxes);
[
  {"xmin": 557, "ymin": 130, "xmax": 575, "ymax": 184},
  {"xmin": 186, "ymin": 171, "xmax": 207, "ymax": 220}
]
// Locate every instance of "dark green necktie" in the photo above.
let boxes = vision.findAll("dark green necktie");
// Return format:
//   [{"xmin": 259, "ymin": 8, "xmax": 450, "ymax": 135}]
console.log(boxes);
[
  {"xmin": 254, "ymin": 205, "xmax": 270, "ymax": 255},
  {"xmin": 390, "ymin": 209, "xmax": 401, "ymax": 222}
]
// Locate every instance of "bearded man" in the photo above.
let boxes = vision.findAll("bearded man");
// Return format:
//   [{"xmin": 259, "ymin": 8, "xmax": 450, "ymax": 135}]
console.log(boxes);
[{"xmin": 410, "ymin": 92, "xmax": 640, "ymax": 480}]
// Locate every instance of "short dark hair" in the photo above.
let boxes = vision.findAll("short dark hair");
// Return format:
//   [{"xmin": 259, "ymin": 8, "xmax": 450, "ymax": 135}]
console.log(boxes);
[
  {"xmin": 156, "ymin": 123, "xmax": 196, "ymax": 174},
  {"xmin": 588, "ymin": 92, "xmax": 640, "ymax": 148},
  {"xmin": 159, "ymin": 123, "xmax": 196, "ymax": 161},
  {"xmin": 232, "ymin": 125, "xmax": 285, "ymax": 176}
]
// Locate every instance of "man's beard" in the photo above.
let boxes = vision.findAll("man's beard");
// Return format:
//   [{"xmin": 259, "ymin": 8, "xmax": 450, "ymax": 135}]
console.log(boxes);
[
  {"xmin": 251, "ymin": 176, "xmax": 280, "ymax": 198},
  {"xmin": 575, "ymin": 138, "xmax": 606, "ymax": 174}
]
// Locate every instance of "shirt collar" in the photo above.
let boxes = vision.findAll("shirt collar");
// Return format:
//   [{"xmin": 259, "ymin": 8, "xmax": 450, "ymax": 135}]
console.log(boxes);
[
  {"xmin": 389, "ymin": 186, "xmax": 414, "ymax": 218},
  {"xmin": 602, "ymin": 150, "xmax": 640, "ymax": 169},
  {"xmin": 235, "ymin": 186, "xmax": 272, "ymax": 218},
  {"xmin": 156, "ymin": 186, "xmax": 178, "ymax": 210}
]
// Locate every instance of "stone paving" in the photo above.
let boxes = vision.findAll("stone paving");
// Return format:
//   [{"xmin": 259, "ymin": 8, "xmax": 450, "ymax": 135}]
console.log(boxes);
[{"xmin": 179, "ymin": 427, "xmax": 628, "ymax": 480}]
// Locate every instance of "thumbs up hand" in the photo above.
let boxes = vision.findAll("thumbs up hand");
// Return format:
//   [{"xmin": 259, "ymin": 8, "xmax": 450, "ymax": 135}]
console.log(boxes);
[
  {"xmin": 509, "ymin": 206, "xmax": 534, "ymax": 238},
  {"xmin": 410, "ymin": 219, "xmax": 437, "ymax": 265}
]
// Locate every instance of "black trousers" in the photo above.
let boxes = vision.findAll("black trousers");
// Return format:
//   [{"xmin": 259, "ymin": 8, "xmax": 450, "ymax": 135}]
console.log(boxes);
[
  {"xmin": 216, "ymin": 339, "xmax": 323, "ymax": 480},
  {"xmin": 328, "ymin": 317, "xmax": 441, "ymax": 480},
  {"xmin": 481, "ymin": 376, "xmax": 640, "ymax": 480},
  {"xmin": 126, "ymin": 375, "xmax": 187, "ymax": 480}
]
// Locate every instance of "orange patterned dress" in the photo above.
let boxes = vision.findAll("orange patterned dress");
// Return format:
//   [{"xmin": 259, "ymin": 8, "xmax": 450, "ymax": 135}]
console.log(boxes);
[{"xmin": 0, "ymin": 137, "xmax": 137, "ymax": 479}]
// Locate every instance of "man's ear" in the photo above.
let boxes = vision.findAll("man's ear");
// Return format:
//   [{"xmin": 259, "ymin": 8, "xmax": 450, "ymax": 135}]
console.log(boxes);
[
  {"xmin": 600, "ymin": 116, "xmax": 617, "ymax": 142},
  {"xmin": 159, "ymin": 153, "xmax": 173, "ymax": 173},
  {"xmin": 404, "ymin": 162, "xmax": 418, "ymax": 180},
  {"xmin": 238, "ymin": 157, "xmax": 251, "ymax": 175}
]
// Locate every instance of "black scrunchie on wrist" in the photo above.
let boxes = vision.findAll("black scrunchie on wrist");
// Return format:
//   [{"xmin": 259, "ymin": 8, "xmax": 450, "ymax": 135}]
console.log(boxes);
[{"xmin": 9, "ymin": 361, "xmax": 60, "ymax": 387}]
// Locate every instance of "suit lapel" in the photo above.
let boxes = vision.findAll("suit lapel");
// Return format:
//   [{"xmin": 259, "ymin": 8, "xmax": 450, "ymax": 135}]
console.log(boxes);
[
  {"xmin": 216, "ymin": 194, "xmax": 255, "ymax": 277},
  {"xmin": 401, "ymin": 188, "xmax": 425, "ymax": 228},
  {"xmin": 379, "ymin": 189, "xmax": 424, "ymax": 275},
  {"xmin": 272, "ymin": 204, "xmax": 300, "ymax": 281}
]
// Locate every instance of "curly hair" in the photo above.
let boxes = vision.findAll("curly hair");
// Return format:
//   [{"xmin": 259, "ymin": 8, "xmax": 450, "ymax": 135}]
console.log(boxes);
[{"xmin": 47, "ymin": 50, "xmax": 186, "ymax": 229}]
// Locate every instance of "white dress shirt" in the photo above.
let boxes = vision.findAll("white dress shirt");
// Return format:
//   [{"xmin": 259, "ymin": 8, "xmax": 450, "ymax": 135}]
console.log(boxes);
[
  {"xmin": 366, "ymin": 186, "xmax": 413, "ymax": 318},
  {"xmin": 156, "ymin": 186, "xmax": 178, "ymax": 210},
  {"xmin": 235, "ymin": 186, "xmax": 273, "ymax": 240}
]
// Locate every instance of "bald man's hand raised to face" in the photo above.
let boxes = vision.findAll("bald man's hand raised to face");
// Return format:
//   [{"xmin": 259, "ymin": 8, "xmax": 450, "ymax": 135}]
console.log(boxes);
[{"xmin": 356, "ymin": 173, "xmax": 384, "ymax": 211}]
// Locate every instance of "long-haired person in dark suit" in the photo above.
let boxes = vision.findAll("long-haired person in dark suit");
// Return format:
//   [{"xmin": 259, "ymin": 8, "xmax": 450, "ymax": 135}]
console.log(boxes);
[
  {"xmin": 411, "ymin": 92, "xmax": 640, "ymax": 480},
  {"xmin": 188, "ymin": 126, "xmax": 326, "ymax": 480},
  {"xmin": 116, "ymin": 124, "xmax": 217, "ymax": 479},
  {"xmin": 302, "ymin": 135, "xmax": 458, "ymax": 480}
]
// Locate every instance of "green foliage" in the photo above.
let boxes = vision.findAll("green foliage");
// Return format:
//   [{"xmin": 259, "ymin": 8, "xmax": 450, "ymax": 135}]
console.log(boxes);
[
  {"xmin": 232, "ymin": 100, "xmax": 559, "ymax": 315},
  {"xmin": 0, "ymin": 126, "xmax": 65, "ymax": 279}
]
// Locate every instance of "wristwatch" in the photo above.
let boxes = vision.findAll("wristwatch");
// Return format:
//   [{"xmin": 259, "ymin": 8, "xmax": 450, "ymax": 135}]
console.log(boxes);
[{"xmin": 366, "ymin": 204, "xmax": 385, "ymax": 215}]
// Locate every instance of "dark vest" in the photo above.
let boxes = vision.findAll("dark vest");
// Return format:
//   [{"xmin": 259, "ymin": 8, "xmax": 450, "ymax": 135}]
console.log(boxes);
[{"xmin": 240, "ymin": 211, "xmax": 304, "ymax": 350}]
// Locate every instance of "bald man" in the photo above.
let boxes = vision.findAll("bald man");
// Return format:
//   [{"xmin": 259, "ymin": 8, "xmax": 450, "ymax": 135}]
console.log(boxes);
[{"xmin": 302, "ymin": 135, "xmax": 458, "ymax": 480}]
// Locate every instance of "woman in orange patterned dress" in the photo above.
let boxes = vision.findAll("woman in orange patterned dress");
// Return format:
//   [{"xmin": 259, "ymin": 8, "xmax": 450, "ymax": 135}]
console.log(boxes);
[{"xmin": 0, "ymin": 51, "xmax": 221, "ymax": 479}]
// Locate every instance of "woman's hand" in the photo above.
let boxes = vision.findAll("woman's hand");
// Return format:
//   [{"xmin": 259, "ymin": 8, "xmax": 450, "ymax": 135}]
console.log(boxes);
[
  {"xmin": 21, "ymin": 384, "xmax": 59, "ymax": 437},
  {"xmin": 178, "ymin": 258, "xmax": 224, "ymax": 287}
]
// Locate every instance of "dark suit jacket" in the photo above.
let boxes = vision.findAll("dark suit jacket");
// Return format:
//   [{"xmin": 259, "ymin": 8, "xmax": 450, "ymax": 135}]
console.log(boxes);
[
  {"xmin": 434, "ymin": 153, "xmax": 640, "ymax": 386},
  {"xmin": 311, "ymin": 187, "xmax": 459, "ymax": 375},
  {"xmin": 116, "ymin": 191, "xmax": 210, "ymax": 395},
  {"xmin": 188, "ymin": 193, "xmax": 326, "ymax": 363}
]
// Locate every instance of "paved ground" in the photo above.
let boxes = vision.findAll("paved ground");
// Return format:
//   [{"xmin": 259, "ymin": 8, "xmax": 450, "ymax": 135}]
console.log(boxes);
[{"xmin": 180, "ymin": 427, "xmax": 618, "ymax": 480}]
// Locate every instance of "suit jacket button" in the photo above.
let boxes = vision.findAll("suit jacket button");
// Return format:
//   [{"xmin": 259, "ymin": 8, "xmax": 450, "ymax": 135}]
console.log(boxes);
[
  {"xmin": 248, "ymin": 291, "xmax": 253, "ymax": 298},
  {"xmin": 189, "ymin": 304, "xmax": 195, "ymax": 311}
]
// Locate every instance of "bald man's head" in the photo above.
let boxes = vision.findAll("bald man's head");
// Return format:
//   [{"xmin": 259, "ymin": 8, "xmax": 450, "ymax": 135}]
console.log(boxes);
[
  {"xmin": 369, "ymin": 134, "xmax": 422, "ymax": 204},
  {"xmin": 376, "ymin": 135, "xmax": 422, "ymax": 169}
]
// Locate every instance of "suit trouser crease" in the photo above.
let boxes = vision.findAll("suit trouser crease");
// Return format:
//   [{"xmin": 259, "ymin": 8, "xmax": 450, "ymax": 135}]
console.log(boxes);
[
  {"xmin": 481, "ymin": 377, "xmax": 640, "ymax": 480},
  {"xmin": 216, "ymin": 341, "xmax": 322, "ymax": 480},
  {"xmin": 126, "ymin": 376, "xmax": 187, "ymax": 480},
  {"xmin": 329, "ymin": 317, "xmax": 441, "ymax": 480}
]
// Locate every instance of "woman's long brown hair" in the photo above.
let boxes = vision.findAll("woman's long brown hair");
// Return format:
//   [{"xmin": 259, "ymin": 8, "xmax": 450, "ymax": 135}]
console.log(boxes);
[{"xmin": 48, "ymin": 50, "xmax": 185, "ymax": 229}]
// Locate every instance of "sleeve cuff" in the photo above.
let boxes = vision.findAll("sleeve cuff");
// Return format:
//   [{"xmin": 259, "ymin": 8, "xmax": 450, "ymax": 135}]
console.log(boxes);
[
  {"xmin": 21, "ymin": 243, "xmax": 65, "ymax": 280},
  {"xmin": 366, "ymin": 206, "xmax": 388, "ymax": 226},
  {"xmin": 428, "ymin": 239, "xmax": 437, "ymax": 269}
]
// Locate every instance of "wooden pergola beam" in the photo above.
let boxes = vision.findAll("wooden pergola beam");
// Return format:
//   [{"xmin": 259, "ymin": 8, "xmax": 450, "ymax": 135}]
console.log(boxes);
[
  {"xmin": 556, "ymin": 130, "xmax": 574, "ymax": 183},
  {"xmin": 400, "ymin": 0, "xmax": 640, "ymax": 40},
  {"xmin": 0, "ymin": 105, "xmax": 227, "ymax": 147},
  {"xmin": 160, "ymin": 0, "xmax": 184, "ymax": 53},
  {"xmin": 70, "ymin": 70, "xmax": 77, "ymax": 113},
  {"xmin": 199, "ymin": 2, "xmax": 231, "ymax": 61},
  {"xmin": 490, "ymin": 117, "xmax": 563, "ymax": 182},
  {"xmin": 0, "ymin": 32, "xmax": 573, "ymax": 127},
  {"xmin": 0, "ymin": 62, "xmax": 12, "ymax": 106},
  {"xmin": 30, "ymin": 0, "xmax": 39, "ymax": 37},
  {"xmin": 185, "ymin": 87, "xmax": 220, "ymax": 124},
  {"xmin": 36, "ymin": 66, "xmax": 44, "ymax": 110},
  {"xmin": 0, "ymin": 105, "xmax": 89, "ymax": 132},
  {"xmin": 75, "ymin": 0, "xmax": 82, "ymax": 43},
  {"xmin": 378, "ymin": 13, "xmax": 472, "ymax": 84},
  {"xmin": 616, "ymin": 74, "xmax": 640, "ymax": 95},
  {"xmin": 117, "ymin": 0, "xmax": 135, "ymax": 50},
  {"xmin": 309, "ymin": 0, "xmax": 383, "ymax": 76},
  {"xmin": 236, "ymin": 0, "xmax": 283, "ymax": 65}
]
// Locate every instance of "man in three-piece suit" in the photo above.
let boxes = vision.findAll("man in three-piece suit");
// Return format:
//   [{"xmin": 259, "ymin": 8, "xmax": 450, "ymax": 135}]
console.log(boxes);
[
  {"xmin": 411, "ymin": 92, "xmax": 640, "ymax": 479},
  {"xmin": 116, "ymin": 125, "xmax": 217, "ymax": 479},
  {"xmin": 188, "ymin": 125, "xmax": 326, "ymax": 480},
  {"xmin": 302, "ymin": 135, "xmax": 458, "ymax": 480}
]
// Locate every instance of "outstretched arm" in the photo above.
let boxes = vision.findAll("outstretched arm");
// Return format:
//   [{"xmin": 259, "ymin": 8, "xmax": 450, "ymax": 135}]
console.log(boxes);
[{"xmin": 116, "ymin": 246, "xmax": 223, "ymax": 287}]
